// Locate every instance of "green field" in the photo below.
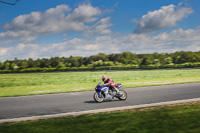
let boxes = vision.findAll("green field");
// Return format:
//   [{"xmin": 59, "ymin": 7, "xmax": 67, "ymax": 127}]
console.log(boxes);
[
  {"xmin": 0, "ymin": 69, "xmax": 200, "ymax": 97},
  {"xmin": 0, "ymin": 102, "xmax": 200, "ymax": 133}
]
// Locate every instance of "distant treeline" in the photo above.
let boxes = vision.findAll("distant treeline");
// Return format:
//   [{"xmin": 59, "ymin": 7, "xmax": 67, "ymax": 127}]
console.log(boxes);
[{"xmin": 1, "ymin": 51, "xmax": 200, "ymax": 73}]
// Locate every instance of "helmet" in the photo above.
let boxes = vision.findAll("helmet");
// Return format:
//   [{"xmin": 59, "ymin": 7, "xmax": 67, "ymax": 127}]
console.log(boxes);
[{"xmin": 102, "ymin": 75, "xmax": 107, "ymax": 82}]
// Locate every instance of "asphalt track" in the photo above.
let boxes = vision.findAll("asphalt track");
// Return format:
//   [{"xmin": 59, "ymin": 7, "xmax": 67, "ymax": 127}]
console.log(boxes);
[{"xmin": 0, "ymin": 83, "xmax": 200, "ymax": 121}]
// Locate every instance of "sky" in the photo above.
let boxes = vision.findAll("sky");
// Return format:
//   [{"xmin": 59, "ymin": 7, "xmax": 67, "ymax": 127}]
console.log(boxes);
[{"xmin": 0, "ymin": 0, "xmax": 200, "ymax": 61}]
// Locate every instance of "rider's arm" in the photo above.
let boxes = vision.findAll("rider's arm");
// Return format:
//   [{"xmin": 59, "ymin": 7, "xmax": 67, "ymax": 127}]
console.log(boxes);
[{"xmin": 105, "ymin": 78, "xmax": 113, "ymax": 85}]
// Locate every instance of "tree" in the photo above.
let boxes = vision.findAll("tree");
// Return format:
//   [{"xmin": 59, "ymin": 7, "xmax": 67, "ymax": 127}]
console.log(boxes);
[
  {"xmin": 65, "ymin": 62, "xmax": 71, "ymax": 67},
  {"xmin": 164, "ymin": 57, "xmax": 173, "ymax": 64},
  {"xmin": 0, "ymin": 62, "xmax": 4, "ymax": 70},
  {"xmin": 13, "ymin": 57, "xmax": 21, "ymax": 67},
  {"xmin": 119, "ymin": 52, "xmax": 139, "ymax": 65},
  {"xmin": 36, "ymin": 59, "xmax": 41, "ymax": 68},
  {"xmin": 140, "ymin": 58, "xmax": 147, "ymax": 66},
  {"xmin": 93, "ymin": 60, "xmax": 104, "ymax": 66},
  {"xmin": 11, "ymin": 63, "xmax": 19, "ymax": 70},
  {"xmin": 104, "ymin": 61, "xmax": 114, "ymax": 66},
  {"xmin": 39, "ymin": 58, "xmax": 50, "ymax": 68},
  {"xmin": 140, "ymin": 56, "xmax": 153, "ymax": 66},
  {"xmin": 56, "ymin": 62, "xmax": 65, "ymax": 68},
  {"xmin": 50, "ymin": 57, "xmax": 60, "ymax": 68},
  {"xmin": 108, "ymin": 53, "xmax": 121, "ymax": 63},
  {"xmin": 91, "ymin": 53, "xmax": 108, "ymax": 62},
  {"xmin": 172, "ymin": 51, "xmax": 190, "ymax": 64},
  {"xmin": 68, "ymin": 56, "xmax": 82, "ymax": 67},
  {"xmin": 3, "ymin": 62, "xmax": 10, "ymax": 70},
  {"xmin": 154, "ymin": 59, "xmax": 160, "ymax": 65},
  {"xmin": 1, "ymin": 51, "xmax": 200, "ymax": 71},
  {"xmin": 28, "ymin": 58, "xmax": 37, "ymax": 68},
  {"xmin": 21, "ymin": 61, "xmax": 29, "ymax": 69},
  {"xmin": 82, "ymin": 57, "xmax": 92, "ymax": 66}
]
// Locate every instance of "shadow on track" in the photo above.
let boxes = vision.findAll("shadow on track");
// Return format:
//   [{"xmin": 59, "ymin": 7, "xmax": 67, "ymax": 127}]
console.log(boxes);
[{"xmin": 84, "ymin": 99, "xmax": 120, "ymax": 104}]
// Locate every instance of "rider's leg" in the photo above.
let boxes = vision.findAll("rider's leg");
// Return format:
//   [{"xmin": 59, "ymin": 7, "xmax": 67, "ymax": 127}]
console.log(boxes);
[{"xmin": 111, "ymin": 83, "xmax": 119, "ymax": 93}]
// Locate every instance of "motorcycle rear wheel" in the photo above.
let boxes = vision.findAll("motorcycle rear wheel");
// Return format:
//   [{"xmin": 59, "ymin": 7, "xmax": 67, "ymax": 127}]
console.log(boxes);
[
  {"xmin": 94, "ymin": 92, "xmax": 104, "ymax": 103},
  {"xmin": 118, "ymin": 89, "xmax": 127, "ymax": 100}
]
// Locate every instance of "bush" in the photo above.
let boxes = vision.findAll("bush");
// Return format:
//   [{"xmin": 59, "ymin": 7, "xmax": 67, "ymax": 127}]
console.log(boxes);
[{"xmin": 1, "ymin": 62, "xmax": 200, "ymax": 73}]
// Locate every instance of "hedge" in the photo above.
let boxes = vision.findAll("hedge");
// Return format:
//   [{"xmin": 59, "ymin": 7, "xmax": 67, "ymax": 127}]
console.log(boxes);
[{"xmin": 0, "ymin": 63, "xmax": 200, "ymax": 73}]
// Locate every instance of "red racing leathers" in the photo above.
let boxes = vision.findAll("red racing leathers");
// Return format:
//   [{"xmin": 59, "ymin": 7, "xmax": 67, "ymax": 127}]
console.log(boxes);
[{"xmin": 103, "ymin": 78, "xmax": 116, "ymax": 89}]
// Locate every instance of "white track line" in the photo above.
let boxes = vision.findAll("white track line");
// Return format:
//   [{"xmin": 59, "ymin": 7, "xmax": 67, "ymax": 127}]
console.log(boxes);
[{"xmin": 0, "ymin": 98, "xmax": 200, "ymax": 124}]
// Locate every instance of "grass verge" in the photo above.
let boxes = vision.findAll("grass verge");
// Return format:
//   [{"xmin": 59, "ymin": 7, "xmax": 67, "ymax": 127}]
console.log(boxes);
[
  {"xmin": 0, "ymin": 69, "xmax": 200, "ymax": 97},
  {"xmin": 0, "ymin": 102, "xmax": 200, "ymax": 133}
]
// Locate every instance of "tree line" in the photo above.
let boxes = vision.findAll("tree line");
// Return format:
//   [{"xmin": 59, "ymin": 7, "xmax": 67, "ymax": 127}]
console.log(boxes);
[{"xmin": 1, "ymin": 51, "xmax": 200, "ymax": 72}]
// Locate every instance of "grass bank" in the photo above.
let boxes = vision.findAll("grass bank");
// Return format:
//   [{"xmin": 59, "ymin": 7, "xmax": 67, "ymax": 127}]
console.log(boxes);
[
  {"xmin": 0, "ymin": 69, "xmax": 200, "ymax": 97},
  {"xmin": 0, "ymin": 102, "xmax": 200, "ymax": 132}
]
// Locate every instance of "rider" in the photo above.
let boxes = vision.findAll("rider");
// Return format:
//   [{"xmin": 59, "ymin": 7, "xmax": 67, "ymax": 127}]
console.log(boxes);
[{"xmin": 102, "ymin": 75, "xmax": 120, "ymax": 95}]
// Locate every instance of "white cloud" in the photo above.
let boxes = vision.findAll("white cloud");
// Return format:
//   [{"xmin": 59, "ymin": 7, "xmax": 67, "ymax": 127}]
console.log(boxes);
[
  {"xmin": 67, "ymin": 4, "xmax": 101, "ymax": 23},
  {"xmin": 0, "ymin": 40, "xmax": 14, "ymax": 45},
  {"xmin": 83, "ymin": 17, "xmax": 113, "ymax": 36},
  {"xmin": 133, "ymin": 4, "xmax": 193, "ymax": 33},
  {"xmin": 154, "ymin": 27, "xmax": 200, "ymax": 42},
  {"xmin": 0, "ymin": 4, "xmax": 104, "ymax": 42},
  {"xmin": 1, "ymin": 27, "xmax": 200, "ymax": 61},
  {"xmin": 0, "ymin": 48, "xmax": 8, "ymax": 57}
]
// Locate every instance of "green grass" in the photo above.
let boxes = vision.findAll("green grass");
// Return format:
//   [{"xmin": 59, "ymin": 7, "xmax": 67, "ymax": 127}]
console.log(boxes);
[
  {"xmin": 0, "ymin": 103, "xmax": 200, "ymax": 133},
  {"xmin": 0, "ymin": 69, "xmax": 200, "ymax": 97}
]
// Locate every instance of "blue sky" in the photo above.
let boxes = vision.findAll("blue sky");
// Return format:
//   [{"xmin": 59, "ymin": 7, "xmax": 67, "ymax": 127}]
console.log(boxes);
[{"xmin": 0, "ymin": 0, "xmax": 200, "ymax": 61}]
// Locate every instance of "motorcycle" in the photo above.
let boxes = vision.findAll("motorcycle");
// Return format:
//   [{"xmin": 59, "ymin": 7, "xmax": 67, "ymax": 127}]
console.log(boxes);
[{"xmin": 93, "ymin": 82, "xmax": 127, "ymax": 103}]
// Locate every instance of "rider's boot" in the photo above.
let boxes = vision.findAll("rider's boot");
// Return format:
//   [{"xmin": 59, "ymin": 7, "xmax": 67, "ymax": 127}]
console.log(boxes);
[{"xmin": 115, "ymin": 88, "xmax": 122, "ymax": 96}]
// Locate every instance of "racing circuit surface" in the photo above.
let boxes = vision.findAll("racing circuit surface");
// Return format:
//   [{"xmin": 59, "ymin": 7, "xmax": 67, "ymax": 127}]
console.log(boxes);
[{"xmin": 0, "ymin": 83, "xmax": 200, "ymax": 120}]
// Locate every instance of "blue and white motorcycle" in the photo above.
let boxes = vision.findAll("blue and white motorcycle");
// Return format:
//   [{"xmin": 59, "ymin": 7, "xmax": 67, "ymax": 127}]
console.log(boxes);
[{"xmin": 93, "ymin": 83, "xmax": 127, "ymax": 103}]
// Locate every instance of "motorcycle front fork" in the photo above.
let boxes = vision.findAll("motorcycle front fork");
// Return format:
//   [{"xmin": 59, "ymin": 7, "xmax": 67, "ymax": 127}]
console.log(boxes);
[{"xmin": 97, "ymin": 91, "xmax": 102, "ymax": 98}]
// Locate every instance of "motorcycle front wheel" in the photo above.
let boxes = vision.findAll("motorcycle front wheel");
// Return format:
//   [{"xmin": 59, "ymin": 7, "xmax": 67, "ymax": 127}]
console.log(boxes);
[
  {"xmin": 118, "ymin": 89, "xmax": 127, "ymax": 100},
  {"xmin": 93, "ymin": 92, "xmax": 104, "ymax": 103}
]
